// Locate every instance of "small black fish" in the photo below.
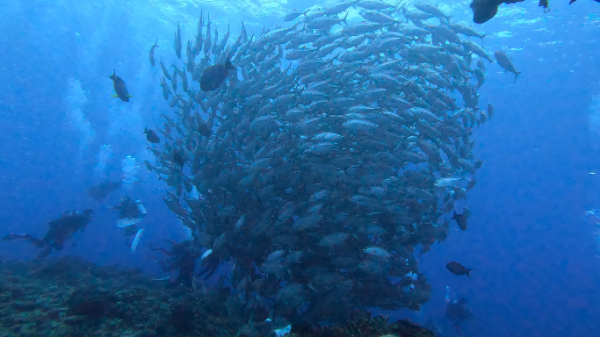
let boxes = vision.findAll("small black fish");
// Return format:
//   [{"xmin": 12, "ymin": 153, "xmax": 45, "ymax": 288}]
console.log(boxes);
[
  {"xmin": 470, "ymin": 0, "xmax": 525, "ymax": 24},
  {"xmin": 200, "ymin": 58, "xmax": 236, "ymax": 92},
  {"xmin": 175, "ymin": 22, "xmax": 182, "ymax": 59},
  {"xmin": 198, "ymin": 121, "xmax": 211, "ymax": 137},
  {"xmin": 487, "ymin": 103, "xmax": 494, "ymax": 119},
  {"xmin": 144, "ymin": 128, "xmax": 160, "ymax": 143},
  {"xmin": 149, "ymin": 39, "xmax": 158, "ymax": 67},
  {"xmin": 173, "ymin": 152, "xmax": 185, "ymax": 171},
  {"xmin": 452, "ymin": 211, "xmax": 468, "ymax": 231},
  {"xmin": 446, "ymin": 261, "xmax": 473, "ymax": 278},
  {"xmin": 467, "ymin": 177, "xmax": 478, "ymax": 190},
  {"xmin": 109, "ymin": 70, "xmax": 131, "ymax": 102}
]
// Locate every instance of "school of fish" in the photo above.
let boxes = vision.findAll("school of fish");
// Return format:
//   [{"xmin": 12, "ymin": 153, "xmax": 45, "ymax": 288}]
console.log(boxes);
[{"xmin": 144, "ymin": 0, "xmax": 498, "ymax": 324}]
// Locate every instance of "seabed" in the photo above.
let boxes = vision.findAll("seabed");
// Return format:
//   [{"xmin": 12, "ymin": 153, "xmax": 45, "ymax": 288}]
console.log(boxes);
[{"xmin": 0, "ymin": 257, "xmax": 435, "ymax": 337}]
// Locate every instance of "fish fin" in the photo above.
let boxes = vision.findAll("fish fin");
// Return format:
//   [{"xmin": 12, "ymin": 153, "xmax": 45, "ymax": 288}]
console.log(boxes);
[
  {"xmin": 112, "ymin": 94, "xmax": 119, "ymax": 98},
  {"xmin": 226, "ymin": 58, "xmax": 235, "ymax": 70},
  {"xmin": 514, "ymin": 72, "xmax": 521, "ymax": 83},
  {"xmin": 342, "ymin": 11, "xmax": 349, "ymax": 26},
  {"xmin": 128, "ymin": 95, "xmax": 133, "ymax": 98}
]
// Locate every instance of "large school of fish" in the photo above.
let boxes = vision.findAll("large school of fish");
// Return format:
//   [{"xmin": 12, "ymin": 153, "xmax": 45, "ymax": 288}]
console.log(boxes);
[{"xmin": 142, "ymin": 0, "xmax": 500, "ymax": 324}]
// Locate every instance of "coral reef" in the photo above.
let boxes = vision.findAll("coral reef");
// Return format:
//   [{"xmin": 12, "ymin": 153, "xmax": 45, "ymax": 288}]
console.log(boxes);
[{"xmin": 0, "ymin": 257, "xmax": 434, "ymax": 337}]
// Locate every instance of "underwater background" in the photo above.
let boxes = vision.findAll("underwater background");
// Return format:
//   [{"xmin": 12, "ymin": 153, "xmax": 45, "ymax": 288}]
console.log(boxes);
[{"xmin": 1, "ymin": 0, "xmax": 600, "ymax": 336}]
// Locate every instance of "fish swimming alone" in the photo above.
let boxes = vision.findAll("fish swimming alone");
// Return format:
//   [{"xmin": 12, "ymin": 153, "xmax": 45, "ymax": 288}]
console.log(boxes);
[
  {"xmin": 149, "ymin": 39, "xmax": 158, "ymax": 67},
  {"xmin": 469, "ymin": 0, "xmax": 525, "ymax": 24},
  {"xmin": 200, "ymin": 58, "xmax": 236, "ymax": 92},
  {"xmin": 452, "ymin": 211, "xmax": 468, "ymax": 230},
  {"xmin": 174, "ymin": 22, "xmax": 182, "ymax": 59},
  {"xmin": 494, "ymin": 51, "xmax": 521, "ymax": 83},
  {"xmin": 109, "ymin": 70, "xmax": 132, "ymax": 102},
  {"xmin": 446, "ymin": 261, "xmax": 473, "ymax": 278},
  {"xmin": 144, "ymin": 127, "xmax": 160, "ymax": 143}
]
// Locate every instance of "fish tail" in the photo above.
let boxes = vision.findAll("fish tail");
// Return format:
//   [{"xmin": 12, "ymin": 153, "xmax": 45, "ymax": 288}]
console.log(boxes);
[
  {"xmin": 342, "ymin": 11, "xmax": 349, "ymax": 26},
  {"xmin": 154, "ymin": 38, "xmax": 159, "ymax": 47},
  {"xmin": 109, "ymin": 69, "xmax": 116, "ymax": 80},
  {"xmin": 466, "ymin": 269, "xmax": 473, "ymax": 278},
  {"xmin": 226, "ymin": 58, "xmax": 235, "ymax": 70},
  {"xmin": 514, "ymin": 72, "xmax": 521, "ymax": 83}
]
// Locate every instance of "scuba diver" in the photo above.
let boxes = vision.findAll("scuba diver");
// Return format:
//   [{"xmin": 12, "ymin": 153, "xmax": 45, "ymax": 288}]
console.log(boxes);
[
  {"xmin": 2, "ymin": 209, "xmax": 95, "ymax": 259},
  {"xmin": 109, "ymin": 196, "xmax": 147, "ymax": 251}
]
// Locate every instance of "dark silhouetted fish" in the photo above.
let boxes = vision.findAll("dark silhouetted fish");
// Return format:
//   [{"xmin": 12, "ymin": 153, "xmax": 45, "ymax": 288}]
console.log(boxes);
[
  {"xmin": 144, "ymin": 127, "xmax": 160, "ymax": 143},
  {"xmin": 198, "ymin": 120, "xmax": 211, "ymax": 137},
  {"xmin": 149, "ymin": 39, "xmax": 158, "ymax": 67},
  {"xmin": 109, "ymin": 70, "xmax": 131, "ymax": 102},
  {"xmin": 200, "ymin": 58, "xmax": 235, "ymax": 92},
  {"xmin": 470, "ymin": 0, "xmax": 524, "ymax": 24},
  {"xmin": 175, "ymin": 22, "xmax": 182, "ymax": 59},
  {"xmin": 446, "ymin": 261, "xmax": 472, "ymax": 278},
  {"xmin": 174, "ymin": 152, "xmax": 185, "ymax": 171},
  {"xmin": 494, "ymin": 51, "xmax": 521, "ymax": 83},
  {"xmin": 452, "ymin": 211, "xmax": 468, "ymax": 230},
  {"xmin": 87, "ymin": 180, "xmax": 122, "ymax": 202}
]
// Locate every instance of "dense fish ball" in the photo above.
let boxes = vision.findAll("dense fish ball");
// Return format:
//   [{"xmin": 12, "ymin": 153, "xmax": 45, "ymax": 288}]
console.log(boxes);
[{"xmin": 149, "ymin": 0, "xmax": 493, "ymax": 325}]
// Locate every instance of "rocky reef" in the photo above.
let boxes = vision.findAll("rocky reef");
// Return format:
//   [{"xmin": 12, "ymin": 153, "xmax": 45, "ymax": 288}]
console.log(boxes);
[{"xmin": 0, "ymin": 257, "xmax": 434, "ymax": 337}]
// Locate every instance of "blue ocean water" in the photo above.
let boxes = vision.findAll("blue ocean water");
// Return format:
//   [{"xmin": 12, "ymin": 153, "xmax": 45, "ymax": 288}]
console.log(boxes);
[{"xmin": 1, "ymin": 0, "xmax": 599, "ymax": 336}]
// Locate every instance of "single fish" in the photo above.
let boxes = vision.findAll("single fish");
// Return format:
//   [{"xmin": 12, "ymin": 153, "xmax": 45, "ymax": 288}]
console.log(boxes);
[
  {"xmin": 446, "ymin": 261, "xmax": 472, "ymax": 278},
  {"xmin": 284, "ymin": 9, "xmax": 308, "ymax": 21},
  {"xmin": 200, "ymin": 58, "xmax": 236, "ymax": 92},
  {"xmin": 452, "ymin": 211, "xmax": 468, "ymax": 230},
  {"xmin": 173, "ymin": 152, "xmax": 185, "ymax": 171},
  {"xmin": 109, "ymin": 70, "xmax": 132, "ymax": 102},
  {"xmin": 144, "ymin": 128, "xmax": 160, "ymax": 143},
  {"xmin": 130, "ymin": 228, "xmax": 144, "ymax": 252},
  {"xmin": 494, "ymin": 51, "xmax": 521, "ymax": 83},
  {"xmin": 435, "ymin": 177, "xmax": 464, "ymax": 188},
  {"xmin": 487, "ymin": 103, "xmax": 494, "ymax": 119},
  {"xmin": 149, "ymin": 39, "xmax": 158, "ymax": 67},
  {"xmin": 174, "ymin": 22, "xmax": 182, "ymax": 59}
]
